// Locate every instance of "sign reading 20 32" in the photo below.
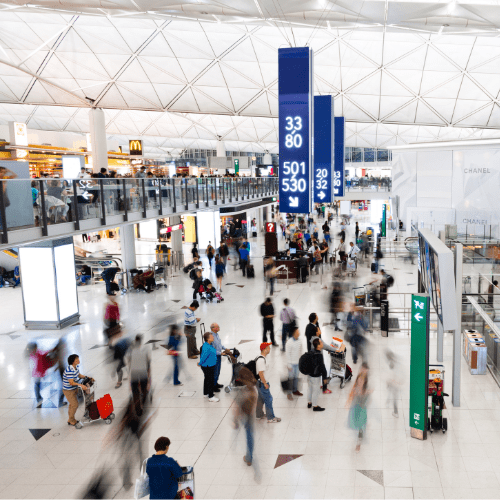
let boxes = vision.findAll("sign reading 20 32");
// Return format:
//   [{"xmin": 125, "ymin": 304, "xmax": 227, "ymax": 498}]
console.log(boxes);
[{"xmin": 278, "ymin": 47, "xmax": 313, "ymax": 214}]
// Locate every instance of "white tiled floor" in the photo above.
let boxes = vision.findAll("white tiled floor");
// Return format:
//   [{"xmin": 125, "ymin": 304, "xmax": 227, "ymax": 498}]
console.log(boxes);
[{"xmin": 0, "ymin": 214, "xmax": 499, "ymax": 499}]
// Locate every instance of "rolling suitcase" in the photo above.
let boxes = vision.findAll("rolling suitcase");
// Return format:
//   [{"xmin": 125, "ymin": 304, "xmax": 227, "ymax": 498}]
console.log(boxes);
[
  {"xmin": 96, "ymin": 394, "xmax": 113, "ymax": 419},
  {"xmin": 88, "ymin": 402, "xmax": 100, "ymax": 421},
  {"xmin": 246, "ymin": 265, "xmax": 255, "ymax": 278}
]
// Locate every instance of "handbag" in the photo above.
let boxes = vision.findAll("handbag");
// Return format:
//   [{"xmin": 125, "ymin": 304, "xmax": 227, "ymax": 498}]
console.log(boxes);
[{"xmin": 134, "ymin": 459, "xmax": 149, "ymax": 499}]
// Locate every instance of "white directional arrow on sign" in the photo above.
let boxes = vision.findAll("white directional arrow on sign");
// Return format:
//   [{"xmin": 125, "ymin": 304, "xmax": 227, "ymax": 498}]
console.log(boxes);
[
  {"xmin": 81, "ymin": 191, "xmax": 91, "ymax": 200},
  {"xmin": 289, "ymin": 197, "xmax": 298, "ymax": 207},
  {"xmin": 414, "ymin": 313, "xmax": 423, "ymax": 322},
  {"xmin": 318, "ymin": 191, "xmax": 325, "ymax": 200}
]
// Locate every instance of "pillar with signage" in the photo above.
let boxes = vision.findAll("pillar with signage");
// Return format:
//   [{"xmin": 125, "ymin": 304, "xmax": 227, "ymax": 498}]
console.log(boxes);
[
  {"xmin": 18, "ymin": 237, "xmax": 79, "ymax": 329},
  {"xmin": 265, "ymin": 222, "xmax": 278, "ymax": 256},
  {"xmin": 380, "ymin": 300, "xmax": 389, "ymax": 337},
  {"xmin": 89, "ymin": 108, "xmax": 108, "ymax": 174},
  {"xmin": 410, "ymin": 294, "xmax": 430, "ymax": 440},
  {"xmin": 382, "ymin": 203, "xmax": 387, "ymax": 237},
  {"xmin": 278, "ymin": 47, "xmax": 313, "ymax": 214},
  {"xmin": 313, "ymin": 95, "xmax": 333, "ymax": 204},
  {"xmin": 333, "ymin": 117, "xmax": 345, "ymax": 198}
]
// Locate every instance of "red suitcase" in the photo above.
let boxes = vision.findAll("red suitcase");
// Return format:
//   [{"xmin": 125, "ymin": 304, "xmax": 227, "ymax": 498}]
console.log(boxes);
[{"xmin": 96, "ymin": 394, "xmax": 113, "ymax": 419}]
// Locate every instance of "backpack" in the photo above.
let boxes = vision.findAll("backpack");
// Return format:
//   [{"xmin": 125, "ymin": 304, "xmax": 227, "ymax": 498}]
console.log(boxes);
[
  {"xmin": 245, "ymin": 356, "xmax": 264, "ymax": 381},
  {"xmin": 298, "ymin": 351, "xmax": 314, "ymax": 376},
  {"xmin": 386, "ymin": 274, "xmax": 394, "ymax": 287}
]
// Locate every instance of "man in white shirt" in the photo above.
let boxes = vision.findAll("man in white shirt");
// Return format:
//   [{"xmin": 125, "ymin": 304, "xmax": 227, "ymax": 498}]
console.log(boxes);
[
  {"xmin": 255, "ymin": 343, "xmax": 281, "ymax": 423},
  {"xmin": 348, "ymin": 241, "xmax": 360, "ymax": 259},
  {"xmin": 285, "ymin": 327, "xmax": 303, "ymax": 400}
]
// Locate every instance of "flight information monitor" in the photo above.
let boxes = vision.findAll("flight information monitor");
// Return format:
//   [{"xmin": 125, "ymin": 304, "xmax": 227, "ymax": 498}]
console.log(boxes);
[{"xmin": 278, "ymin": 47, "xmax": 313, "ymax": 214}]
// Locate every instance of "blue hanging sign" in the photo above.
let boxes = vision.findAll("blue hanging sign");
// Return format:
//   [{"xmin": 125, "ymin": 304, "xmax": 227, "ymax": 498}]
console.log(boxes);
[
  {"xmin": 334, "ymin": 116, "xmax": 345, "ymax": 198},
  {"xmin": 278, "ymin": 47, "xmax": 313, "ymax": 214},
  {"xmin": 314, "ymin": 95, "xmax": 333, "ymax": 204}
]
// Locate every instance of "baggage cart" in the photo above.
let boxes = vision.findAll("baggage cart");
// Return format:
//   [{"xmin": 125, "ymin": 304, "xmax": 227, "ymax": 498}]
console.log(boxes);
[
  {"xmin": 353, "ymin": 286, "xmax": 365, "ymax": 306},
  {"xmin": 346, "ymin": 258, "xmax": 357, "ymax": 277},
  {"xmin": 328, "ymin": 347, "xmax": 351, "ymax": 389},
  {"xmin": 75, "ymin": 378, "xmax": 115, "ymax": 429}
]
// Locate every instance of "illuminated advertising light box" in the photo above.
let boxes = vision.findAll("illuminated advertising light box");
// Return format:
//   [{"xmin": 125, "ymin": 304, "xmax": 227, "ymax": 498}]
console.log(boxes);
[
  {"xmin": 334, "ymin": 117, "xmax": 345, "ymax": 197},
  {"xmin": 314, "ymin": 95, "xmax": 333, "ymax": 203},
  {"xmin": 278, "ymin": 47, "xmax": 313, "ymax": 214},
  {"xmin": 19, "ymin": 237, "xmax": 79, "ymax": 329},
  {"xmin": 62, "ymin": 156, "xmax": 84, "ymax": 179}
]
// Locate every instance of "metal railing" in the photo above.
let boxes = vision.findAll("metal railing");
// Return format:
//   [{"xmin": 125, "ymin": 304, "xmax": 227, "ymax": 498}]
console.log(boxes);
[
  {"xmin": 345, "ymin": 178, "xmax": 392, "ymax": 193},
  {"xmin": 0, "ymin": 176, "xmax": 279, "ymax": 246}
]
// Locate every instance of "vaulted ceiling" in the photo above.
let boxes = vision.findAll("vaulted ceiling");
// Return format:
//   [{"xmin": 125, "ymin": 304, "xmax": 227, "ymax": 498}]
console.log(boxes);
[{"xmin": 1, "ymin": 1, "xmax": 500, "ymax": 157}]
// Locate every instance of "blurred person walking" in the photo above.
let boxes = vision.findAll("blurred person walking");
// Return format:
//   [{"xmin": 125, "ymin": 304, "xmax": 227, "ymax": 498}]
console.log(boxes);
[
  {"xmin": 280, "ymin": 298, "xmax": 297, "ymax": 352},
  {"xmin": 330, "ymin": 282, "xmax": 343, "ymax": 332},
  {"xmin": 129, "ymin": 335, "xmax": 151, "ymax": 414},
  {"xmin": 233, "ymin": 367, "xmax": 259, "ymax": 472},
  {"xmin": 347, "ymin": 307, "xmax": 368, "ymax": 365},
  {"xmin": 198, "ymin": 331, "xmax": 219, "ymax": 402},
  {"xmin": 264, "ymin": 256, "xmax": 276, "ymax": 296},
  {"xmin": 206, "ymin": 241, "xmax": 215, "ymax": 268},
  {"xmin": 184, "ymin": 300, "xmax": 201, "ymax": 359},
  {"xmin": 52, "ymin": 339, "xmax": 68, "ymax": 407},
  {"xmin": 215, "ymin": 255, "xmax": 225, "ymax": 292},
  {"xmin": 260, "ymin": 297, "xmax": 277, "ymax": 346},
  {"xmin": 285, "ymin": 327, "xmax": 303, "ymax": 400},
  {"xmin": 238, "ymin": 239, "xmax": 250, "ymax": 276},
  {"xmin": 113, "ymin": 333, "xmax": 131, "ymax": 389},
  {"xmin": 255, "ymin": 343, "xmax": 281, "ymax": 423},
  {"xmin": 26, "ymin": 342, "xmax": 56, "ymax": 406},
  {"xmin": 218, "ymin": 241, "xmax": 229, "ymax": 268},
  {"xmin": 386, "ymin": 349, "xmax": 401, "ymax": 418},
  {"xmin": 165, "ymin": 324, "xmax": 184, "ymax": 386},
  {"xmin": 104, "ymin": 294, "xmax": 120, "ymax": 346},
  {"xmin": 346, "ymin": 362, "xmax": 371, "ymax": 452}
]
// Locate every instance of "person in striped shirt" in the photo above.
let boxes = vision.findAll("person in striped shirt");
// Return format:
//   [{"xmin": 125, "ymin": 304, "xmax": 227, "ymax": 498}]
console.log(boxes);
[
  {"xmin": 62, "ymin": 354, "xmax": 91, "ymax": 426},
  {"xmin": 184, "ymin": 301, "xmax": 201, "ymax": 359}
]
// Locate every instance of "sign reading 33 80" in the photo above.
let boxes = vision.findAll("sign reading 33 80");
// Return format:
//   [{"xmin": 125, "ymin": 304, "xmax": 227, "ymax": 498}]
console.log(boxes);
[{"xmin": 278, "ymin": 47, "xmax": 313, "ymax": 214}]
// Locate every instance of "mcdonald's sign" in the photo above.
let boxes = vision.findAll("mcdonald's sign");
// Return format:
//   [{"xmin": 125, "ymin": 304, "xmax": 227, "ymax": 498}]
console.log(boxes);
[{"xmin": 129, "ymin": 140, "xmax": 143, "ymax": 155}]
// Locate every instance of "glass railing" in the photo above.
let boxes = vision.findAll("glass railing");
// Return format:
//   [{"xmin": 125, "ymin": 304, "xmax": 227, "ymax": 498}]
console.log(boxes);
[
  {"xmin": 0, "ymin": 177, "xmax": 279, "ymax": 242},
  {"xmin": 346, "ymin": 178, "xmax": 392, "ymax": 193}
]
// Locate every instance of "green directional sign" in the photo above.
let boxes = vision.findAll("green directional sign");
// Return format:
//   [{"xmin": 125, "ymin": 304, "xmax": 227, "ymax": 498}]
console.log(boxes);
[
  {"xmin": 381, "ymin": 204, "xmax": 387, "ymax": 237},
  {"xmin": 234, "ymin": 158, "xmax": 239, "ymax": 174},
  {"xmin": 410, "ymin": 294, "xmax": 430, "ymax": 440}
]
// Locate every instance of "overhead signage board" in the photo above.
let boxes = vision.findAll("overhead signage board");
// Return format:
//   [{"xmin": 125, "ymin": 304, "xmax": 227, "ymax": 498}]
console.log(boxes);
[
  {"xmin": 278, "ymin": 47, "xmax": 313, "ymax": 214},
  {"xmin": 333, "ymin": 117, "xmax": 345, "ymax": 197},
  {"xmin": 313, "ymin": 95, "xmax": 333, "ymax": 204},
  {"xmin": 234, "ymin": 159, "xmax": 239, "ymax": 174},
  {"xmin": 129, "ymin": 140, "xmax": 143, "ymax": 156},
  {"xmin": 410, "ymin": 294, "xmax": 430, "ymax": 440}
]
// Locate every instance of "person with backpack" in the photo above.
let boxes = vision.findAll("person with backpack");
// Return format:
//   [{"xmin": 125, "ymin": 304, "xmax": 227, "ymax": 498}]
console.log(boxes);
[
  {"xmin": 303, "ymin": 338, "xmax": 328, "ymax": 412},
  {"xmin": 285, "ymin": 327, "xmax": 303, "ymax": 401},
  {"xmin": 254, "ymin": 343, "xmax": 281, "ymax": 423},
  {"xmin": 215, "ymin": 255, "xmax": 225, "ymax": 292},
  {"xmin": 206, "ymin": 242, "xmax": 215, "ymax": 268}
]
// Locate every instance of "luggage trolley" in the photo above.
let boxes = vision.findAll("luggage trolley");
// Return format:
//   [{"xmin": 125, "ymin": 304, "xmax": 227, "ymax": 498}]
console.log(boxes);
[
  {"xmin": 328, "ymin": 341, "xmax": 352, "ymax": 389},
  {"xmin": 428, "ymin": 365, "xmax": 448, "ymax": 434},
  {"xmin": 224, "ymin": 348, "xmax": 244, "ymax": 393},
  {"xmin": 75, "ymin": 377, "xmax": 115, "ymax": 429}
]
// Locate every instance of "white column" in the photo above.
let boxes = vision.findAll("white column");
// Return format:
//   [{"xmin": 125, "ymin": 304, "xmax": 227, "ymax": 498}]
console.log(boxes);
[
  {"xmin": 120, "ymin": 224, "xmax": 136, "ymax": 271},
  {"xmin": 89, "ymin": 108, "xmax": 108, "ymax": 174},
  {"xmin": 216, "ymin": 140, "xmax": 225, "ymax": 157},
  {"xmin": 170, "ymin": 216, "xmax": 183, "ymax": 253}
]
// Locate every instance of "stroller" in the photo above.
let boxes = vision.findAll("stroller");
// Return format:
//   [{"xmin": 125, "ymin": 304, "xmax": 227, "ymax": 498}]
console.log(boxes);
[
  {"xmin": 198, "ymin": 279, "xmax": 216, "ymax": 302},
  {"xmin": 224, "ymin": 348, "xmax": 244, "ymax": 393}
]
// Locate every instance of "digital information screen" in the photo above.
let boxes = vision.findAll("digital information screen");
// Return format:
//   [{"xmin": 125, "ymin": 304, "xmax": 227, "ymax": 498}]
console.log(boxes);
[
  {"xmin": 334, "ymin": 116, "xmax": 345, "ymax": 197},
  {"xmin": 313, "ymin": 95, "xmax": 333, "ymax": 204},
  {"xmin": 278, "ymin": 47, "xmax": 313, "ymax": 214}
]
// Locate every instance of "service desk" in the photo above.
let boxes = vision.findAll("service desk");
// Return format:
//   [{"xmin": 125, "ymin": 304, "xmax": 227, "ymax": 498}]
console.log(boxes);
[{"xmin": 275, "ymin": 259, "xmax": 298, "ymax": 280}]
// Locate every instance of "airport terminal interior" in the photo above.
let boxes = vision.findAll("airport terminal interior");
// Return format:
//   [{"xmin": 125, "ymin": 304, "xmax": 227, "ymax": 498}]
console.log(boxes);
[{"xmin": 2, "ymin": 1, "xmax": 500, "ymax": 499}]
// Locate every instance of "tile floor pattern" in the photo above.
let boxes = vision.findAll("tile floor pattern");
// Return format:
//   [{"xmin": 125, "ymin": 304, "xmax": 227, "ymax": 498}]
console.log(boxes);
[{"xmin": 0, "ymin": 215, "xmax": 499, "ymax": 499}]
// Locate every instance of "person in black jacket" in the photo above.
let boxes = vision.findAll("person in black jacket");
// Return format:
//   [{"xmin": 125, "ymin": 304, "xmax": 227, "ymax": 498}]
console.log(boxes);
[
  {"xmin": 260, "ymin": 298, "xmax": 277, "ymax": 346},
  {"xmin": 305, "ymin": 313, "xmax": 320, "ymax": 352},
  {"xmin": 307, "ymin": 338, "xmax": 328, "ymax": 412}
]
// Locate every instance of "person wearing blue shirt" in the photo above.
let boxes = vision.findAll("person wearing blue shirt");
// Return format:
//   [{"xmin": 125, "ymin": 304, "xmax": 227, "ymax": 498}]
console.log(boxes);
[
  {"xmin": 238, "ymin": 240, "xmax": 250, "ymax": 276},
  {"xmin": 198, "ymin": 332, "xmax": 219, "ymax": 402},
  {"xmin": 146, "ymin": 436, "xmax": 184, "ymax": 500}
]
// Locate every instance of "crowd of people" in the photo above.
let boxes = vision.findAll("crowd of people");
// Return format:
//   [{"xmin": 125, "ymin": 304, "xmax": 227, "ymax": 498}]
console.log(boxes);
[{"xmin": 22, "ymin": 201, "xmax": 402, "ymax": 498}]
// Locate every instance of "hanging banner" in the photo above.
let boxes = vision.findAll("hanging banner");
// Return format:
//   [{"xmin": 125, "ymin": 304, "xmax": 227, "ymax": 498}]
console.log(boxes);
[
  {"xmin": 334, "ymin": 117, "xmax": 345, "ymax": 197},
  {"xmin": 313, "ymin": 95, "xmax": 333, "ymax": 204},
  {"xmin": 278, "ymin": 47, "xmax": 313, "ymax": 214},
  {"xmin": 410, "ymin": 294, "xmax": 430, "ymax": 440}
]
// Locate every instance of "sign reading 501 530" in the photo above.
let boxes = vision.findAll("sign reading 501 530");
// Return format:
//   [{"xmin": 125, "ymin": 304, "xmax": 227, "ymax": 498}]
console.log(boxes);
[{"xmin": 278, "ymin": 47, "xmax": 313, "ymax": 214}]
